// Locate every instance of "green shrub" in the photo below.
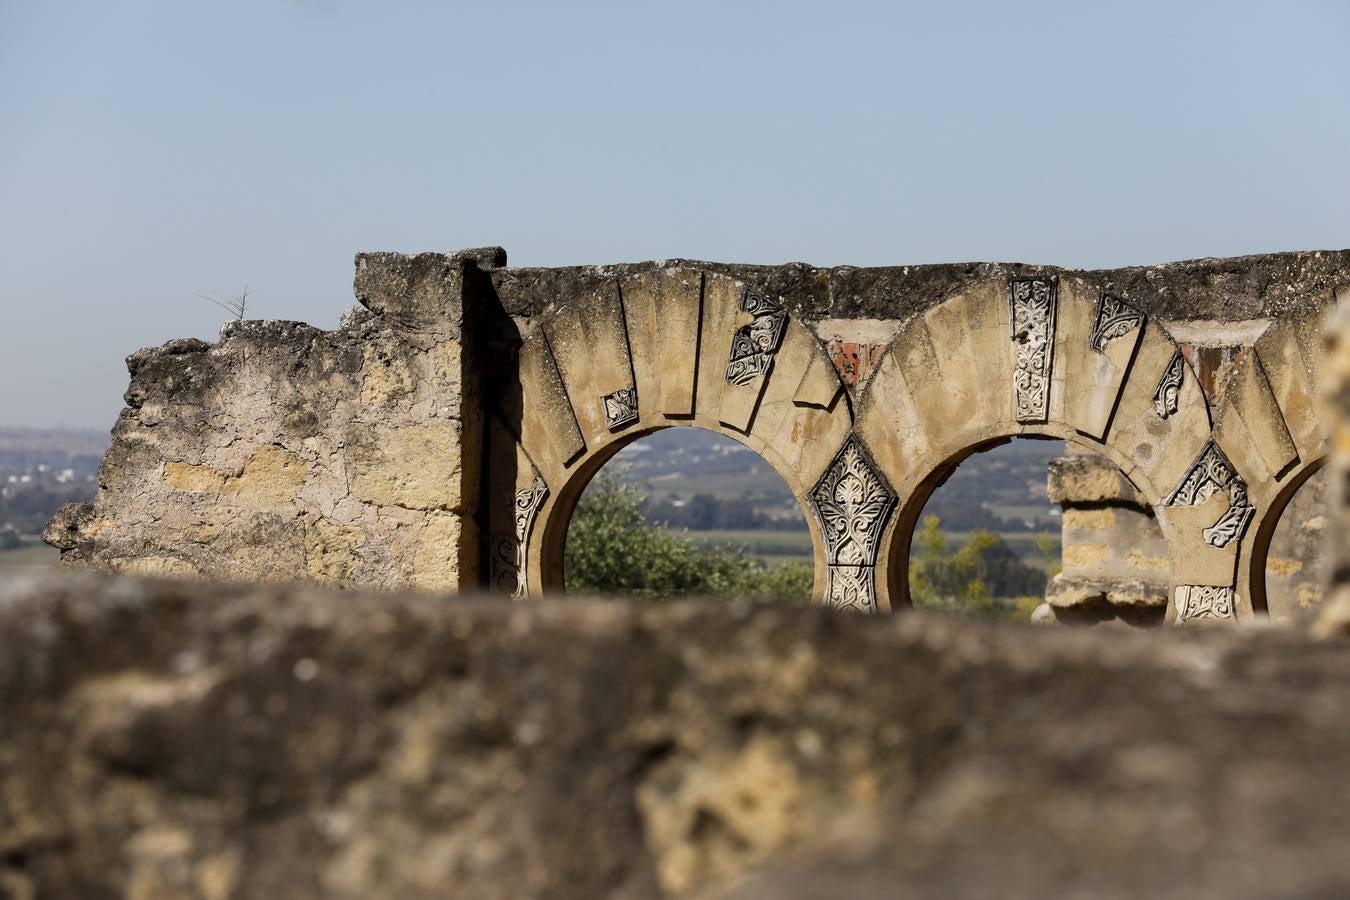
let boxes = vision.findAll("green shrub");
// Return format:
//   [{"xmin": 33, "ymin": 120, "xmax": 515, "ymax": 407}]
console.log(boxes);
[{"xmin": 565, "ymin": 472, "xmax": 810, "ymax": 604}]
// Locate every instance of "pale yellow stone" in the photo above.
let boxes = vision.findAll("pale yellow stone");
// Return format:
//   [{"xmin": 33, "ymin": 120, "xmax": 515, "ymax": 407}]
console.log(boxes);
[
  {"xmin": 412, "ymin": 513, "xmax": 463, "ymax": 591},
  {"xmin": 429, "ymin": 340, "xmax": 467, "ymax": 396},
  {"xmin": 1063, "ymin": 543, "xmax": 1111, "ymax": 568},
  {"xmin": 1063, "ymin": 507, "xmax": 1115, "ymax": 531},
  {"xmin": 162, "ymin": 461, "xmax": 225, "ymax": 492},
  {"xmin": 114, "ymin": 556, "xmax": 200, "ymax": 578},
  {"xmin": 194, "ymin": 852, "xmax": 241, "ymax": 900},
  {"xmin": 635, "ymin": 736, "xmax": 805, "ymax": 897},
  {"xmin": 1265, "ymin": 556, "xmax": 1305, "ymax": 578},
  {"xmin": 306, "ymin": 519, "xmax": 366, "ymax": 584},
  {"xmin": 1126, "ymin": 548, "xmax": 1170, "ymax": 571},
  {"xmin": 360, "ymin": 336, "xmax": 417, "ymax": 405},
  {"xmin": 346, "ymin": 422, "xmax": 463, "ymax": 511},
  {"xmin": 223, "ymin": 445, "xmax": 307, "ymax": 506}
]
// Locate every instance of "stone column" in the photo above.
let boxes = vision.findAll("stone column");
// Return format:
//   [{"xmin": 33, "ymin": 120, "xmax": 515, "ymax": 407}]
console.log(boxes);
[{"xmin": 1040, "ymin": 445, "xmax": 1169, "ymax": 626}]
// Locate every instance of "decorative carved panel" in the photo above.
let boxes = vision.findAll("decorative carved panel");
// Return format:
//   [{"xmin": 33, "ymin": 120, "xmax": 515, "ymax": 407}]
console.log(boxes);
[
  {"xmin": 1165, "ymin": 441, "xmax": 1255, "ymax": 548},
  {"xmin": 1089, "ymin": 292, "xmax": 1145, "ymax": 353},
  {"xmin": 809, "ymin": 436, "xmax": 897, "ymax": 566},
  {"xmin": 1153, "ymin": 350, "xmax": 1185, "ymax": 419},
  {"xmin": 824, "ymin": 565, "xmax": 876, "ymax": 614},
  {"xmin": 1008, "ymin": 277, "xmax": 1058, "ymax": 423},
  {"xmin": 808, "ymin": 436, "xmax": 897, "ymax": 613},
  {"xmin": 726, "ymin": 290, "xmax": 788, "ymax": 386},
  {"xmin": 1174, "ymin": 584, "xmax": 1237, "ymax": 623},
  {"xmin": 491, "ymin": 472, "xmax": 549, "ymax": 600},
  {"xmin": 601, "ymin": 387, "xmax": 638, "ymax": 431}
]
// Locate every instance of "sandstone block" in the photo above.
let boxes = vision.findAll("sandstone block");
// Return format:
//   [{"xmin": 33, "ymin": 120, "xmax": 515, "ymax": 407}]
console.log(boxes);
[
  {"xmin": 222, "ymin": 445, "xmax": 307, "ymax": 506},
  {"xmin": 163, "ymin": 461, "xmax": 226, "ymax": 493},
  {"xmin": 345, "ymin": 422, "xmax": 464, "ymax": 511}
]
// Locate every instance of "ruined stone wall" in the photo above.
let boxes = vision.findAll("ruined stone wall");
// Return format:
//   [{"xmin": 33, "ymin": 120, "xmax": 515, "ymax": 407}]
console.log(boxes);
[
  {"xmin": 47, "ymin": 248, "xmax": 1350, "ymax": 619},
  {"xmin": 45, "ymin": 249, "xmax": 503, "ymax": 591}
]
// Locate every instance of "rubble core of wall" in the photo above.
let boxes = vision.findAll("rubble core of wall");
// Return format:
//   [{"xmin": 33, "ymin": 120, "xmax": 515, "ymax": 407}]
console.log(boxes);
[
  {"xmin": 44, "ymin": 249, "xmax": 502, "ymax": 591},
  {"xmin": 3, "ymin": 571, "xmax": 1350, "ymax": 899}
]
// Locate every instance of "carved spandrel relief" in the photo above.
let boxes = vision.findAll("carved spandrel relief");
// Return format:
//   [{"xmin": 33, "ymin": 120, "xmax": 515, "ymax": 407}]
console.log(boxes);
[
  {"xmin": 1009, "ymin": 277, "xmax": 1058, "ymax": 423},
  {"xmin": 1089, "ymin": 292, "xmax": 1145, "ymax": 353},
  {"xmin": 1174, "ymin": 584, "xmax": 1237, "ymax": 623},
  {"xmin": 809, "ymin": 436, "xmax": 897, "ymax": 566},
  {"xmin": 1153, "ymin": 350, "xmax": 1185, "ymax": 419},
  {"xmin": 1165, "ymin": 441, "xmax": 1255, "ymax": 548},
  {"xmin": 601, "ymin": 387, "xmax": 638, "ymax": 431},
  {"xmin": 491, "ymin": 472, "xmax": 549, "ymax": 600},
  {"xmin": 824, "ymin": 566, "xmax": 876, "ymax": 614},
  {"xmin": 808, "ymin": 436, "xmax": 897, "ymax": 613},
  {"xmin": 726, "ymin": 289, "xmax": 788, "ymax": 386}
]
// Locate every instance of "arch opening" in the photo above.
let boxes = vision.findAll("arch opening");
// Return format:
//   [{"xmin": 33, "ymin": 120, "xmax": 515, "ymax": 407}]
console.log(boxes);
[
  {"xmin": 544, "ymin": 426, "xmax": 816, "ymax": 602},
  {"xmin": 886, "ymin": 435, "xmax": 1171, "ymax": 625}
]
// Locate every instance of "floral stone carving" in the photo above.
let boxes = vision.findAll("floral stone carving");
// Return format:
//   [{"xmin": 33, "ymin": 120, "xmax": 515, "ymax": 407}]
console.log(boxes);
[
  {"xmin": 1153, "ymin": 350, "xmax": 1185, "ymax": 419},
  {"xmin": 601, "ymin": 387, "xmax": 638, "ymax": 431},
  {"xmin": 726, "ymin": 289, "xmax": 788, "ymax": 386},
  {"xmin": 1174, "ymin": 584, "xmax": 1237, "ymax": 623},
  {"xmin": 1165, "ymin": 441, "xmax": 1255, "ymax": 549},
  {"xmin": 492, "ymin": 472, "xmax": 549, "ymax": 600},
  {"xmin": 1009, "ymin": 277, "xmax": 1058, "ymax": 423},
  {"xmin": 1089, "ymin": 292, "xmax": 1145, "ymax": 353},
  {"xmin": 808, "ymin": 436, "xmax": 898, "ymax": 613}
]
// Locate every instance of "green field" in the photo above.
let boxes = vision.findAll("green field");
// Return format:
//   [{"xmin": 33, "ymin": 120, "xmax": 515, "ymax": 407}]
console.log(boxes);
[
  {"xmin": 673, "ymin": 526, "xmax": 1060, "ymax": 571},
  {"xmin": 0, "ymin": 539, "xmax": 58, "ymax": 569},
  {"xmin": 679, "ymin": 528, "xmax": 813, "ymax": 565}
]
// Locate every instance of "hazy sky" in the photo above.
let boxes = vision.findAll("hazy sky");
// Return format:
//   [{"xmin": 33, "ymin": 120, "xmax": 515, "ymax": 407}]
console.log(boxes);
[{"xmin": 3, "ymin": 1, "xmax": 1347, "ymax": 429}]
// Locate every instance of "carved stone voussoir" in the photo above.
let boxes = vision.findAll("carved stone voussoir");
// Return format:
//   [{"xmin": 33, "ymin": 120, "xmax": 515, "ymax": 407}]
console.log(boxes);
[
  {"xmin": 491, "ymin": 472, "xmax": 549, "ymax": 600},
  {"xmin": 1174, "ymin": 584, "xmax": 1237, "ymax": 624},
  {"xmin": 601, "ymin": 387, "xmax": 638, "ymax": 431},
  {"xmin": 1165, "ymin": 441, "xmax": 1255, "ymax": 549},
  {"xmin": 1008, "ymin": 277, "xmax": 1058, "ymax": 423},
  {"xmin": 726, "ymin": 289, "xmax": 788, "ymax": 386},
  {"xmin": 1090, "ymin": 292, "xmax": 1145, "ymax": 353},
  {"xmin": 1153, "ymin": 350, "xmax": 1185, "ymax": 419}
]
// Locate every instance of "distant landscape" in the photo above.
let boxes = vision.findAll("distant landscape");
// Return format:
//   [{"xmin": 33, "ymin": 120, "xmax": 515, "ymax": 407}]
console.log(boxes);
[
  {"xmin": 0, "ymin": 425, "xmax": 1066, "ymax": 583},
  {"xmin": 582, "ymin": 428, "xmax": 1063, "ymax": 573},
  {"xmin": 0, "ymin": 426, "xmax": 107, "ymax": 568}
]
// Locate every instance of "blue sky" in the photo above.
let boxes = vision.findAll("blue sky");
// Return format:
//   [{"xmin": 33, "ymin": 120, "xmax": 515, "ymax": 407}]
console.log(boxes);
[{"xmin": 2, "ymin": 0, "xmax": 1347, "ymax": 428}]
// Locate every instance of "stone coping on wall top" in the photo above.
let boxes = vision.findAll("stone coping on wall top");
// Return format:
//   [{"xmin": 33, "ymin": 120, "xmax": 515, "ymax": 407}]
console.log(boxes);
[{"xmin": 480, "ymin": 248, "xmax": 1350, "ymax": 323}]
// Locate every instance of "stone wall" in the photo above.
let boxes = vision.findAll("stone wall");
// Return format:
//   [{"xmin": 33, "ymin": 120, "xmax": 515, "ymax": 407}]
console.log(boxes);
[
  {"xmin": 46, "ymin": 248, "xmax": 1350, "ymax": 621},
  {"xmin": 3, "ymin": 570, "xmax": 1350, "ymax": 899},
  {"xmin": 45, "ymin": 249, "xmax": 503, "ymax": 591}
]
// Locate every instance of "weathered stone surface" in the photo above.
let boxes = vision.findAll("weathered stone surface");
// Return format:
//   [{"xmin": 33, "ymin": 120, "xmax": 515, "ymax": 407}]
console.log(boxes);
[
  {"xmin": 1046, "ymin": 453, "xmax": 1140, "ymax": 505},
  {"xmin": 491, "ymin": 250, "xmax": 1350, "ymax": 324},
  {"xmin": 2, "ymin": 571, "xmax": 1350, "ymax": 899},
  {"xmin": 48, "ymin": 247, "xmax": 1349, "ymax": 618},
  {"xmin": 344, "ymin": 421, "xmax": 465, "ymax": 511}
]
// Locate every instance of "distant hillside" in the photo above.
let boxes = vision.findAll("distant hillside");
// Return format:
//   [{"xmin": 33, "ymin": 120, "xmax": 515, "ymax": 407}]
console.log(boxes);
[
  {"xmin": 601, "ymin": 428, "xmax": 1064, "ymax": 535},
  {"xmin": 0, "ymin": 426, "xmax": 107, "ymax": 536}
]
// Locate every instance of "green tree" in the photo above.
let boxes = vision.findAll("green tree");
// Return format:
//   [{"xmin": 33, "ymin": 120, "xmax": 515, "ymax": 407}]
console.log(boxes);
[{"xmin": 564, "ymin": 472, "xmax": 810, "ymax": 603}]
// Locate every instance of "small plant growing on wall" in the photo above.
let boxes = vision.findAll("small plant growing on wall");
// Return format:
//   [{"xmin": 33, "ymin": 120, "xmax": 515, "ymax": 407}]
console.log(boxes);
[{"xmin": 197, "ymin": 287, "xmax": 249, "ymax": 320}]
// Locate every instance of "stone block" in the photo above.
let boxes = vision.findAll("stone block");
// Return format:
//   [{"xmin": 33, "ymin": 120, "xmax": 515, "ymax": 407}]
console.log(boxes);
[{"xmin": 345, "ymin": 422, "xmax": 465, "ymax": 512}]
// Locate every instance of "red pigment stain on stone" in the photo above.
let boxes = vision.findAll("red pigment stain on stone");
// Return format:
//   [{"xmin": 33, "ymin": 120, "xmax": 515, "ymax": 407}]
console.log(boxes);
[{"xmin": 828, "ymin": 342, "xmax": 885, "ymax": 387}]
